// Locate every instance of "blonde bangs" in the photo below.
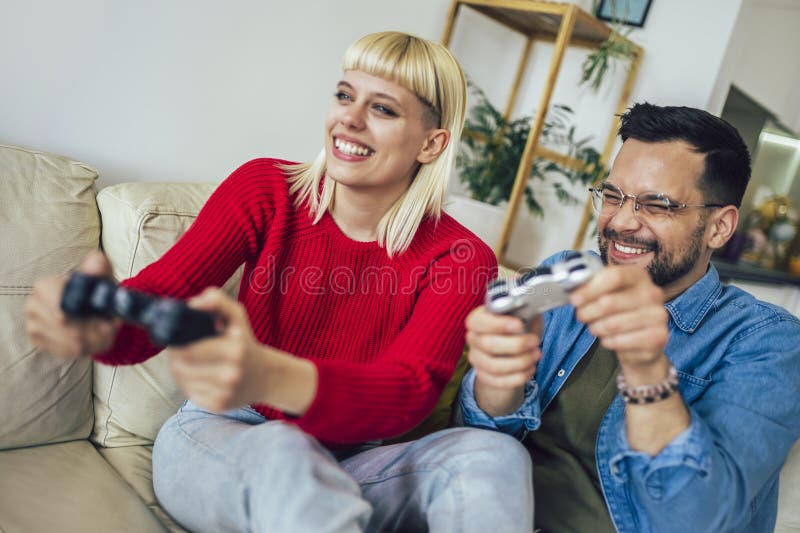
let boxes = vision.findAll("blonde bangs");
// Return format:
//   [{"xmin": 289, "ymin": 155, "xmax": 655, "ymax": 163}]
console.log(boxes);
[
  {"xmin": 341, "ymin": 32, "xmax": 441, "ymax": 123},
  {"xmin": 284, "ymin": 31, "xmax": 467, "ymax": 257}
]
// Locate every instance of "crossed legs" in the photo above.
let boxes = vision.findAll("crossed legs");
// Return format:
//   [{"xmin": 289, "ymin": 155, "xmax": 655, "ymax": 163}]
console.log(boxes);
[{"xmin": 153, "ymin": 401, "xmax": 533, "ymax": 533}]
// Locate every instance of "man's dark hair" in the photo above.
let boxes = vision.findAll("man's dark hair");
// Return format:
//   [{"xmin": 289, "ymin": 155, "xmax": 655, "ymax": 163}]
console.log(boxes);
[{"xmin": 618, "ymin": 103, "xmax": 751, "ymax": 207}]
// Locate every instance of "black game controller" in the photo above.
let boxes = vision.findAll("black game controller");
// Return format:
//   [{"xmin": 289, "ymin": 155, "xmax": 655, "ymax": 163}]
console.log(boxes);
[
  {"xmin": 60, "ymin": 272, "xmax": 218, "ymax": 346},
  {"xmin": 486, "ymin": 251, "xmax": 602, "ymax": 323}
]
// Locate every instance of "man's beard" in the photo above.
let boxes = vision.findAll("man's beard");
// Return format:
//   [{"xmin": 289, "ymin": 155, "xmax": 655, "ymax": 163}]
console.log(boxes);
[{"xmin": 598, "ymin": 222, "xmax": 705, "ymax": 287}]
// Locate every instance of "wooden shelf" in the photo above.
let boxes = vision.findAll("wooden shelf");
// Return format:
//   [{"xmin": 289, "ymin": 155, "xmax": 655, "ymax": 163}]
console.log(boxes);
[
  {"xmin": 441, "ymin": 0, "xmax": 643, "ymax": 267},
  {"xmin": 463, "ymin": 0, "xmax": 615, "ymax": 44}
]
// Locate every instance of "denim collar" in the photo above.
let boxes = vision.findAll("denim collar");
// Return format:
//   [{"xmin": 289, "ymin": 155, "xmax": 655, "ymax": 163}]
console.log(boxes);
[{"xmin": 664, "ymin": 264, "xmax": 722, "ymax": 333}]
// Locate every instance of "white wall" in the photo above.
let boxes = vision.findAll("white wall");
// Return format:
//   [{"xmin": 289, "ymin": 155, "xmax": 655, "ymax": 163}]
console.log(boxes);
[
  {"xmin": 448, "ymin": 0, "xmax": 744, "ymax": 166},
  {"xmin": 445, "ymin": 0, "xmax": 744, "ymax": 264},
  {"xmin": 0, "ymin": 0, "xmax": 763, "ymax": 265},
  {"xmin": 709, "ymin": 0, "xmax": 800, "ymax": 133},
  {"xmin": 0, "ymin": 0, "xmax": 450, "ymax": 187}
]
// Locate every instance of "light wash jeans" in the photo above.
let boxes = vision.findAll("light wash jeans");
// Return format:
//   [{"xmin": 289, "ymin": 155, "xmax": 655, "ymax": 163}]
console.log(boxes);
[{"xmin": 152, "ymin": 400, "xmax": 533, "ymax": 533}]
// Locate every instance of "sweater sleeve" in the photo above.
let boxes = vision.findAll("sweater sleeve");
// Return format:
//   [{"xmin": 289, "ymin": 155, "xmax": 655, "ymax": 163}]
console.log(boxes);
[
  {"xmin": 295, "ymin": 237, "xmax": 497, "ymax": 444},
  {"xmin": 93, "ymin": 159, "xmax": 279, "ymax": 365}
]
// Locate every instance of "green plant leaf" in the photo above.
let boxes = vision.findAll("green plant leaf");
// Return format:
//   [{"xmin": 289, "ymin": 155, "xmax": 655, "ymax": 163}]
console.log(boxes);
[
  {"xmin": 580, "ymin": 27, "xmax": 635, "ymax": 92},
  {"xmin": 457, "ymin": 81, "xmax": 608, "ymax": 218}
]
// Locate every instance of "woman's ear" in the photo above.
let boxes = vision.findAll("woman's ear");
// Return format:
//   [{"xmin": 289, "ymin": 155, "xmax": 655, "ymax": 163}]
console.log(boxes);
[
  {"xmin": 707, "ymin": 205, "xmax": 739, "ymax": 250},
  {"xmin": 416, "ymin": 129, "xmax": 450, "ymax": 164}
]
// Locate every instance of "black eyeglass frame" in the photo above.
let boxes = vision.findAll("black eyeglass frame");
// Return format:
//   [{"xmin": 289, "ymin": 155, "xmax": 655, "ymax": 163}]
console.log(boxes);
[{"xmin": 588, "ymin": 182, "xmax": 726, "ymax": 216}]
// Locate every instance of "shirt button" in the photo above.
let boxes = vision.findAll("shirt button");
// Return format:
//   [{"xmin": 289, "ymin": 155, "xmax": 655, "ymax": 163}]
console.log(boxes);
[{"xmin": 557, "ymin": 369, "xmax": 566, "ymax": 377}]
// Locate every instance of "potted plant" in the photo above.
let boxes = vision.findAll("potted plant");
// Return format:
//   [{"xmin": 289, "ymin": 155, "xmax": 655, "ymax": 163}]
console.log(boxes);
[
  {"xmin": 580, "ymin": 27, "xmax": 637, "ymax": 91},
  {"xmin": 582, "ymin": 0, "xmax": 638, "ymax": 92},
  {"xmin": 447, "ymin": 83, "xmax": 606, "ymax": 250}
]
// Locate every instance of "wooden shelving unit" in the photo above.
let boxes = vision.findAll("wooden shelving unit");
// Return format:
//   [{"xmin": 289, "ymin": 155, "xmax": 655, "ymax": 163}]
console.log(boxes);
[{"xmin": 440, "ymin": 0, "xmax": 643, "ymax": 267}]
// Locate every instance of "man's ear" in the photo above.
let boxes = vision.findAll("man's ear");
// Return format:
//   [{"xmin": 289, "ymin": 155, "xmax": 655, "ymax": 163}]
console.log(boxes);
[
  {"xmin": 707, "ymin": 206, "xmax": 739, "ymax": 250},
  {"xmin": 416, "ymin": 129, "xmax": 450, "ymax": 164}
]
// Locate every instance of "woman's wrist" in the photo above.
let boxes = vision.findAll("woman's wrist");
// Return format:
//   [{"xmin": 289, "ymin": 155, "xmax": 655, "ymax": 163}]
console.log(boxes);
[{"xmin": 255, "ymin": 345, "xmax": 318, "ymax": 416}]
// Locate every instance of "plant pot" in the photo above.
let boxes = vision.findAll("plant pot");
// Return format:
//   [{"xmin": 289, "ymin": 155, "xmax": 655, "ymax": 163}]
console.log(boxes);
[
  {"xmin": 445, "ymin": 188, "xmax": 597, "ymax": 269},
  {"xmin": 444, "ymin": 194, "xmax": 505, "ymax": 249}
]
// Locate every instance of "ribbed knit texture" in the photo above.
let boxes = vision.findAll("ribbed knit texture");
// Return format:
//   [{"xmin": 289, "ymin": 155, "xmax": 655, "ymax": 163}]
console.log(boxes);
[{"xmin": 95, "ymin": 158, "xmax": 497, "ymax": 444}]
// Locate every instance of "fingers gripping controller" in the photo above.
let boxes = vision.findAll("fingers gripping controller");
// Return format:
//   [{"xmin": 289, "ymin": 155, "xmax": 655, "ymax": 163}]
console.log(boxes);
[
  {"xmin": 60, "ymin": 272, "xmax": 218, "ymax": 346},
  {"xmin": 486, "ymin": 252, "xmax": 602, "ymax": 322}
]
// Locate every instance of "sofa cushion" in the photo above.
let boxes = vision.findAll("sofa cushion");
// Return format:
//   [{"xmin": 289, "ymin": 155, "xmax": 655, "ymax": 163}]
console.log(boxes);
[
  {"xmin": 776, "ymin": 438, "xmax": 800, "ymax": 532},
  {"xmin": 92, "ymin": 182, "xmax": 243, "ymax": 447},
  {"xmin": 99, "ymin": 445, "xmax": 189, "ymax": 533},
  {"xmin": 90, "ymin": 183, "xmax": 506, "ymax": 448},
  {"xmin": 0, "ymin": 440, "xmax": 166, "ymax": 532},
  {"xmin": 0, "ymin": 143, "xmax": 99, "ymax": 450}
]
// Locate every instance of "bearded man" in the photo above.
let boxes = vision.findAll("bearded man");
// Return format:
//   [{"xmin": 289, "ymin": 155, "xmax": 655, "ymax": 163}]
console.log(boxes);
[{"xmin": 458, "ymin": 103, "xmax": 800, "ymax": 532}]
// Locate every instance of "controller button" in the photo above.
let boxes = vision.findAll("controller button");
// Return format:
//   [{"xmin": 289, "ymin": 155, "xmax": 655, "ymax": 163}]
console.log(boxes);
[{"xmin": 519, "ymin": 266, "xmax": 551, "ymax": 283}]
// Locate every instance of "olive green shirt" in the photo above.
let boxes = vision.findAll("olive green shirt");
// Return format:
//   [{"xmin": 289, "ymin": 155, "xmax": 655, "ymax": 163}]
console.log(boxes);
[{"xmin": 525, "ymin": 341, "xmax": 619, "ymax": 533}]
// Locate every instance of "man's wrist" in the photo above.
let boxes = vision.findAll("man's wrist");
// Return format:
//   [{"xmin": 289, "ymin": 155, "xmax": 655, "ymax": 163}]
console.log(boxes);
[
  {"xmin": 474, "ymin": 378, "xmax": 525, "ymax": 417},
  {"xmin": 618, "ymin": 353, "xmax": 672, "ymax": 388},
  {"xmin": 618, "ymin": 364, "xmax": 678, "ymax": 405}
]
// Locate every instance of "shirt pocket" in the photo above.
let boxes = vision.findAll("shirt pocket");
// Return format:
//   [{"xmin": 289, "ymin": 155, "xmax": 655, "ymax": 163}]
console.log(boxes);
[{"xmin": 677, "ymin": 370, "xmax": 711, "ymax": 404}]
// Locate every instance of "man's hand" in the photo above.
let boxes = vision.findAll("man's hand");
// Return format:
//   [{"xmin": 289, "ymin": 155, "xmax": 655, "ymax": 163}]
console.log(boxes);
[
  {"xmin": 570, "ymin": 264, "xmax": 690, "ymax": 455},
  {"xmin": 24, "ymin": 250, "xmax": 120, "ymax": 359},
  {"xmin": 169, "ymin": 288, "xmax": 317, "ymax": 415},
  {"xmin": 570, "ymin": 265, "xmax": 669, "ymax": 384},
  {"xmin": 465, "ymin": 306, "xmax": 542, "ymax": 417}
]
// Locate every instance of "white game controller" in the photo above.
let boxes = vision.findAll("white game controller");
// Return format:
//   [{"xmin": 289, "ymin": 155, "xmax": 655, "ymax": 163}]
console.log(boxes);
[{"xmin": 486, "ymin": 251, "xmax": 603, "ymax": 323}]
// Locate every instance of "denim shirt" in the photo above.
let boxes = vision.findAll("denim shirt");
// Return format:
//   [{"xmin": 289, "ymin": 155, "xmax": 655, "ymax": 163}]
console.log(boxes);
[{"xmin": 459, "ymin": 251, "xmax": 800, "ymax": 533}]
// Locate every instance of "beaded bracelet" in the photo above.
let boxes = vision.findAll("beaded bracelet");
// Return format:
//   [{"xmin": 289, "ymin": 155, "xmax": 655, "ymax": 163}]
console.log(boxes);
[{"xmin": 616, "ymin": 365, "xmax": 679, "ymax": 404}]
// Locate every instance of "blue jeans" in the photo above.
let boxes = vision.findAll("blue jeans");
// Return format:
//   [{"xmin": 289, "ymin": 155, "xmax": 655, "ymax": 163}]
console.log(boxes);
[{"xmin": 153, "ymin": 401, "xmax": 533, "ymax": 533}]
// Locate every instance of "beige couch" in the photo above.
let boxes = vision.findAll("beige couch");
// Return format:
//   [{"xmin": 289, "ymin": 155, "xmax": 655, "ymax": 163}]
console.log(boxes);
[{"xmin": 0, "ymin": 143, "xmax": 798, "ymax": 533}]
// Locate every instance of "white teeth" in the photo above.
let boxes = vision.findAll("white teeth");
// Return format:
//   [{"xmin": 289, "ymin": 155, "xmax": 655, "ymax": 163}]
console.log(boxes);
[
  {"xmin": 334, "ymin": 138, "xmax": 373, "ymax": 156},
  {"xmin": 614, "ymin": 242, "xmax": 651, "ymax": 255}
]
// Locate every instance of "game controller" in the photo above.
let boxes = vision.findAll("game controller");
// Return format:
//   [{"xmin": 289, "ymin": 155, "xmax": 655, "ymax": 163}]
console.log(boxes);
[
  {"xmin": 60, "ymin": 272, "xmax": 218, "ymax": 346},
  {"xmin": 486, "ymin": 251, "xmax": 603, "ymax": 323}
]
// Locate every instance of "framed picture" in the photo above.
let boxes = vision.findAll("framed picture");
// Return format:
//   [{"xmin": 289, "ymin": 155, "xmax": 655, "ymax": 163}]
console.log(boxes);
[{"xmin": 596, "ymin": 0, "xmax": 653, "ymax": 28}]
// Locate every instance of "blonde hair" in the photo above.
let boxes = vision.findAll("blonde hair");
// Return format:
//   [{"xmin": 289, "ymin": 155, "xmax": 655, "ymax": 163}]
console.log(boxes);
[{"xmin": 281, "ymin": 31, "xmax": 467, "ymax": 256}]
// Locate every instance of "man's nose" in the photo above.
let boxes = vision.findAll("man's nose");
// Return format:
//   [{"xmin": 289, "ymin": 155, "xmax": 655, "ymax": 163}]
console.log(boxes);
[{"xmin": 607, "ymin": 197, "xmax": 642, "ymax": 232}]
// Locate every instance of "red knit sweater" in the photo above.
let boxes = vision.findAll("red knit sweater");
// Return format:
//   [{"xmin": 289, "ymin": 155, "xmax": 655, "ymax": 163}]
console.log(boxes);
[{"xmin": 95, "ymin": 158, "xmax": 496, "ymax": 444}]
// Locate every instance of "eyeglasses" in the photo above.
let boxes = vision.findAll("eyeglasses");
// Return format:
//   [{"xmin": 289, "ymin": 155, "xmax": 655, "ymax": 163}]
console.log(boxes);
[{"xmin": 589, "ymin": 182, "xmax": 725, "ymax": 219}]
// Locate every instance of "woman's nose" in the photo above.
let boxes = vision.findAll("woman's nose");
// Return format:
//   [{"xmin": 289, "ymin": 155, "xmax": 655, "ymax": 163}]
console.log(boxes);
[{"xmin": 341, "ymin": 105, "xmax": 366, "ymax": 130}]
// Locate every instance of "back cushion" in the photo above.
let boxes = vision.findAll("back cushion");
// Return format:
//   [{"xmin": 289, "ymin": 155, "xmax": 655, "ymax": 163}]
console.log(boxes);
[
  {"xmin": 92, "ymin": 182, "xmax": 242, "ymax": 447},
  {"xmin": 0, "ymin": 144, "xmax": 99, "ymax": 449},
  {"xmin": 776, "ymin": 439, "xmax": 800, "ymax": 531}
]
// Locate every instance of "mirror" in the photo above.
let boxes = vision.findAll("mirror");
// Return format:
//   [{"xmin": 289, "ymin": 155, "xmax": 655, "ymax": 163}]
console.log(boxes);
[{"xmin": 718, "ymin": 85, "xmax": 800, "ymax": 275}]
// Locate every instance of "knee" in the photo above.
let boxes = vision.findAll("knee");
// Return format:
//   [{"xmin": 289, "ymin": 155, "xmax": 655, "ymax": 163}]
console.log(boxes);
[
  {"xmin": 239, "ymin": 422, "xmax": 353, "ymax": 485},
  {"xmin": 413, "ymin": 428, "xmax": 533, "ymax": 519},
  {"xmin": 245, "ymin": 421, "xmax": 327, "ymax": 461},
  {"xmin": 432, "ymin": 428, "xmax": 532, "ymax": 484}
]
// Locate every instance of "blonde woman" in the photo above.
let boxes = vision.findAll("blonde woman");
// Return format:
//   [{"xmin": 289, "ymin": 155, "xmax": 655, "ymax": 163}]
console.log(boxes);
[{"xmin": 24, "ymin": 32, "xmax": 533, "ymax": 532}]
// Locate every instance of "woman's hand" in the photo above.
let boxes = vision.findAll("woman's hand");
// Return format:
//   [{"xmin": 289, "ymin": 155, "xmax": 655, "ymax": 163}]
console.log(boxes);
[
  {"xmin": 169, "ymin": 288, "xmax": 281, "ymax": 413},
  {"xmin": 24, "ymin": 251, "xmax": 120, "ymax": 358}
]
